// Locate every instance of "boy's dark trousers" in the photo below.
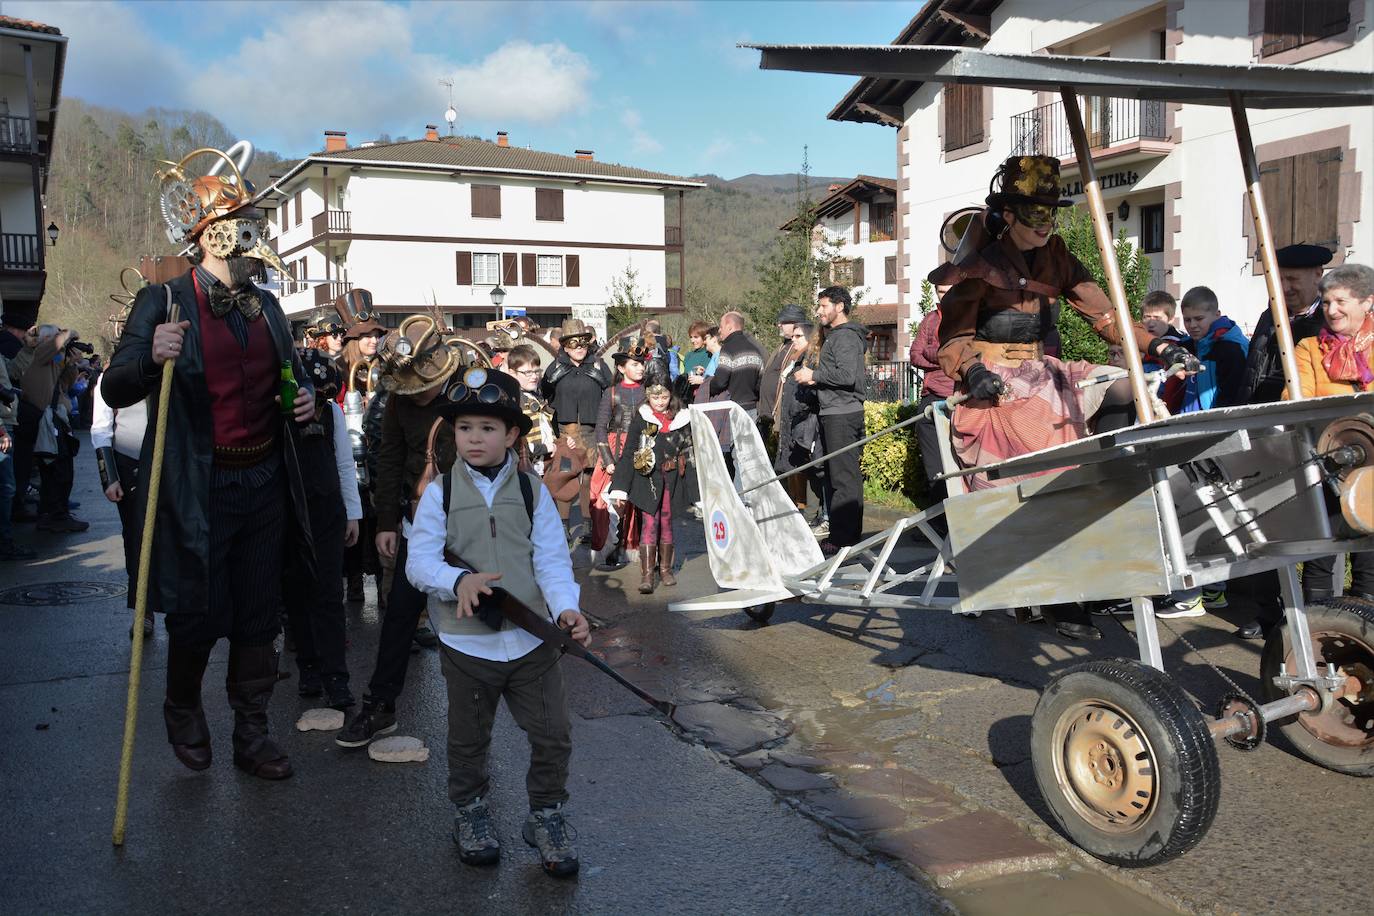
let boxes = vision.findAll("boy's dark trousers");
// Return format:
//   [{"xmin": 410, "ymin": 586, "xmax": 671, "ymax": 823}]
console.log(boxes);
[
  {"xmin": 283, "ymin": 498, "xmax": 348, "ymax": 691},
  {"xmin": 362, "ymin": 534, "xmax": 428, "ymax": 706},
  {"xmin": 440, "ymin": 641, "xmax": 572, "ymax": 810}
]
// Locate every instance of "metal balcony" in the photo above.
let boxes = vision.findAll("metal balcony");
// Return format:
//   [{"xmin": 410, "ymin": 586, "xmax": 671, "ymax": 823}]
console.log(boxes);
[
  {"xmin": 0, "ymin": 115, "xmax": 32, "ymax": 153},
  {"xmin": 0, "ymin": 232, "xmax": 41, "ymax": 270},
  {"xmin": 1011, "ymin": 98, "xmax": 1168, "ymax": 160}
]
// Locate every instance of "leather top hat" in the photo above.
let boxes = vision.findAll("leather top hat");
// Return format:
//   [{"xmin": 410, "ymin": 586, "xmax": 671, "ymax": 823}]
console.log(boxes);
[
  {"xmin": 436, "ymin": 365, "xmax": 532, "ymax": 434},
  {"xmin": 340, "ymin": 288, "xmax": 387, "ymax": 339},
  {"xmin": 558, "ymin": 317, "xmax": 596, "ymax": 348},
  {"xmin": 612, "ymin": 333, "xmax": 657, "ymax": 363},
  {"xmin": 986, "ymin": 155, "xmax": 1072, "ymax": 210}
]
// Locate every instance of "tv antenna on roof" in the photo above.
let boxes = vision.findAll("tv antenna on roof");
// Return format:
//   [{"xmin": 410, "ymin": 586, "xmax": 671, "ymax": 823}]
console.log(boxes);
[{"xmin": 439, "ymin": 78, "xmax": 457, "ymax": 136}]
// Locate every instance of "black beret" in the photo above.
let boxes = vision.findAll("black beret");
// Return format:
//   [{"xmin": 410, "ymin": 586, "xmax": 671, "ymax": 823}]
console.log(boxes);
[
  {"xmin": 1276, "ymin": 244, "xmax": 1334, "ymax": 269},
  {"xmin": 777, "ymin": 303, "xmax": 808, "ymax": 325}
]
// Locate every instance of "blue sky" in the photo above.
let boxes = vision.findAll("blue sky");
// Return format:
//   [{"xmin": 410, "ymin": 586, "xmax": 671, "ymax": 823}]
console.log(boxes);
[{"xmin": 16, "ymin": 0, "xmax": 917, "ymax": 180}]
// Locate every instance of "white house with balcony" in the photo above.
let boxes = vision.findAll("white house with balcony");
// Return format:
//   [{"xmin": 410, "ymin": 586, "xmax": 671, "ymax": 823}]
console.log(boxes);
[
  {"xmin": 784, "ymin": 175, "xmax": 901, "ymax": 360},
  {"xmin": 256, "ymin": 127, "xmax": 703, "ymax": 334},
  {"xmin": 0, "ymin": 14, "xmax": 65, "ymax": 328},
  {"xmin": 830, "ymin": 0, "xmax": 1372, "ymax": 354}
]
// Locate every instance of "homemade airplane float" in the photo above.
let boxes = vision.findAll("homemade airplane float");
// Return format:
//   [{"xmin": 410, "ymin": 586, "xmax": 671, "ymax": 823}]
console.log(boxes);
[{"xmin": 670, "ymin": 46, "xmax": 1374, "ymax": 867}]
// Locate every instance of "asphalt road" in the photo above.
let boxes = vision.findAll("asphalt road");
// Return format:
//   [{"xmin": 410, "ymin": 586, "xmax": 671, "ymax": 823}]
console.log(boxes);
[{"xmin": 3, "ymin": 447, "xmax": 1369, "ymax": 915}]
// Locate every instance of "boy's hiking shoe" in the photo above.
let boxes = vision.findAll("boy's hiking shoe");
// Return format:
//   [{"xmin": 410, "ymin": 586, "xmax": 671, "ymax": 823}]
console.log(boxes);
[
  {"xmin": 334, "ymin": 700, "xmax": 397, "ymax": 748},
  {"xmin": 523, "ymin": 805, "xmax": 579, "ymax": 878},
  {"xmin": 1157, "ymin": 594, "xmax": 1205, "ymax": 619},
  {"xmin": 453, "ymin": 797, "xmax": 501, "ymax": 866},
  {"xmin": 1201, "ymin": 588, "xmax": 1229, "ymax": 610}
]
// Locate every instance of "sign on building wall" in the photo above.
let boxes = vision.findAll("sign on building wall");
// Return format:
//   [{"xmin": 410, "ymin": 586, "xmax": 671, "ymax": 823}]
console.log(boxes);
[
  {"xmin": 1060, "ymin": 170, "xmax": 1140, "ymax": 199},
  {"xmin": 572, "ymin": 303, "xmax": 608, "ymax": 341},
  {"xmin": 503, "ymin": 306, "xmax": 527, "ymax": 319}
]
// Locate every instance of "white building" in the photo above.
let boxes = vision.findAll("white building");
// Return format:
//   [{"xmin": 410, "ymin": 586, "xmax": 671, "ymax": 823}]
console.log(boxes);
[
  {"xmin": 785, "ymin": 176, "xmax": 902, "ymax": 360},
  {"xmin": 0, "ymin": 14, "xmax": 65, "ymax": 327},
  {"xmin": 829, "ymin": 0, "xmax": 1373, "ymax": 354},
  {"xmin": 257, "ymin": 127, "xmax": 703, "ymax": 332}
]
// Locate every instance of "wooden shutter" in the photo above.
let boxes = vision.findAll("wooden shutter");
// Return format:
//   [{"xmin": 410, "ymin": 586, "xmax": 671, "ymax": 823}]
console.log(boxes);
[
  {"xmin": 1294, "ymin": 147, "xmax": 1342, "ymax": 248},
  {"xmin": 472, "ymin": 185, "xmax": 501, "ymax": 218},
  {"xmin": 293, "ymin": 191, "xmax": 302, "ymax": 226},
  {"xmin": 502, "ymin": 253, "xmax": 518, "ymax": 286},
  {"xmin": 521, "ymin": 253, "xmax": 536, "ymax": 286},
  {"xmin": 1259, "ymin": 155, "xmax": 1296, "ymax": 249},
  {"xmin": 455, "ymin": 251, "xmax": 473, "ymax": 285},
  {"xmin": 565, "ymin": 254, "xmax": 580, "ymax": 287},
  {"xmin": 852, "ymin": 258, "xmax": 865, "ymax": 287},
  {"xmin": 884, "ymin": 256, "xmax": 897, "ymax": 285},
  {"xmin": 943, "ymin": 84, "xmax": 982, "ymax": 151},
  {"xmin": 1263, "ymin": 0, "xmax": 1349, "ymax": 56},
  {"xmin": 536, "ymin": 188, "xmax": 564, "ymax": 221}
]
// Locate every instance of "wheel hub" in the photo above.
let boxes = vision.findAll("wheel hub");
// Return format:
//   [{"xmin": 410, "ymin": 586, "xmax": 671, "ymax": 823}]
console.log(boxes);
[
  {"xmin": 1055, "ymin": 701, "xmax": 1158, "ymax": 833},
  {"xmin": 1287, "ymin": 632, "xmax": 1374, "ymax": 749}
]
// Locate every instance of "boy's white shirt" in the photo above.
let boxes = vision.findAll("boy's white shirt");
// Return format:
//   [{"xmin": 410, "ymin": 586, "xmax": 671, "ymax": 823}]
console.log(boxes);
[
  {"xmin": 328, "ymin": 401, "xmax": 364, "ymax": 522},
  {"xmin": 406, "ymin": 451, "xmax": 579, "ymax": 662}
]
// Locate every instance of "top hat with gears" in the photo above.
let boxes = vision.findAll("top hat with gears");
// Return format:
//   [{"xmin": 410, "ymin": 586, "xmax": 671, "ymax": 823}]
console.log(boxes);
[{"xmin": 985, "ymin": 155, "xmax": 1072, "ymax": 211}]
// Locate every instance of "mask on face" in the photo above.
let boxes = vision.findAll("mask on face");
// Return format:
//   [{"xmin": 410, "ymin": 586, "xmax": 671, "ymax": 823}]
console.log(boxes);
[
  {"xmin": 1011, "ymin": 203, "xmax": 1057, "ymax": 230},
  {"xmin": 200, "ymin": 216, "xmax": 288, "ymax": 274}
]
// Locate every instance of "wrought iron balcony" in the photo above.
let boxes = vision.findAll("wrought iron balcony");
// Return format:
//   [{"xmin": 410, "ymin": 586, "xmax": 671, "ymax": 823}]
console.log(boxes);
[{"xmin": 1011, "ymin": 98, "xmax": 1169, "ymax": 160}]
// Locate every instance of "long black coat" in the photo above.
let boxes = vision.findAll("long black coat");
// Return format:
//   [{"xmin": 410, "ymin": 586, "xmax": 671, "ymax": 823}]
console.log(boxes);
[
  {"xmin": 542, "ymin": 350, "xmax": 611, "ymax": 427},
  {"xmin": 101, "ymin": 271, "xmax": 313, "ymax": 617},
  {"xmin": 609, "ymin": 404, "xmax": 692, "ymax": 517}
]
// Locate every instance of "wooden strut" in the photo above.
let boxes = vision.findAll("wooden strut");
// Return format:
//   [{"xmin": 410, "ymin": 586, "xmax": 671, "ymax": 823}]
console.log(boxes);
[
  {"xmin": 112, "ymin": 294, "xmax": 179, "ymax": 847},
  {"xmin": 1059, "ymin": 88, "xmax": 1154, "ymax": 425}
]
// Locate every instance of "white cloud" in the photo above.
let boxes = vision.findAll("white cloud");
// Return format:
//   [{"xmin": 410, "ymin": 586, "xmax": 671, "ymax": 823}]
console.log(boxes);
[
  {"xmin": 620, "ymin": 108, "xmax": 662, "ymax": 154},
  {"xmin": 446, "ymin": 41, "xmax": 593, "ymax": 123},
  {"xmin": 700, "ymin": 136, "xmax": 734, "ymax": 163}
]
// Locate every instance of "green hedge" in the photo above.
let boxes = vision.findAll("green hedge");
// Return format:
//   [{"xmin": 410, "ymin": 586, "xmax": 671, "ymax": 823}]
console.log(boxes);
[{"xmin": 859, "ymin": 400, "xmax": 931, "ymax": 508}]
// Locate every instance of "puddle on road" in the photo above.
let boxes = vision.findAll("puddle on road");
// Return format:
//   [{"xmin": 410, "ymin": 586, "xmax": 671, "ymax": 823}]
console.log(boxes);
[{"xmin": 946, "ymin": 867, "xmax": 1180, "ymax": 916}]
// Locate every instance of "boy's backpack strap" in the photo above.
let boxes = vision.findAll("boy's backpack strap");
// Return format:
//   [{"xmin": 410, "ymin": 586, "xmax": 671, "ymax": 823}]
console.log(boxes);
[
  {"xmin": 518, "ymin": 470, "xmax": 535, "ymax": 531},
  {"xmin": 443, "ymin": 472, "xmax": 451, "ymax": 512}
]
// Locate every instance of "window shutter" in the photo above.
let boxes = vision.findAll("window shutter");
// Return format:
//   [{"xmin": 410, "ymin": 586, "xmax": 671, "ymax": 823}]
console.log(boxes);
[
  {"xmin": 566, "ymin": 254, "xmax": 580, "ymax": 287},
  {"xmin": 455, "ymin": 251, "xmax": 473, "ymax": 285},
  {"xmin": 536, "ymin": 188, "xmax": 564, "ymax": 221},
  {"xmin": 521, "ymin": 253, "xmax": 536, "ymax": 286},
  {"xmin": 852, "ymin": 258, "xmax": 865, "ymax": 287},
  {"xmin": 968, "ymin": 86, "xmax": 984, "ymax": 144},
  {"xmin": 884, "ymin": 256, "xmax": 897, "ymax": 285},
  {"xmin": 294, "ymin": 191, "xmax": 303, "ymax": 226},
  {"xmin": 1294, "ymin": 148, "xmax": 1342, "ymax": 248},
  {"xmin": 1259, "ymin": 155, "xmax": 1295, "ymax": 249},
  {"xmin": 502, "ymin": 253, "xmax": 518, "ymax": 286},
  {"xmin": 472, "ymin": 185, "xmax": 501, "ymax": 218}
]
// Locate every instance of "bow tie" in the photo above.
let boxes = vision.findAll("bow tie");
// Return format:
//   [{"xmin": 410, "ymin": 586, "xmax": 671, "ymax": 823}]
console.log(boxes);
[{"xmin": 207, "ymin": 283, "xmax": 263, "ymax": 321}]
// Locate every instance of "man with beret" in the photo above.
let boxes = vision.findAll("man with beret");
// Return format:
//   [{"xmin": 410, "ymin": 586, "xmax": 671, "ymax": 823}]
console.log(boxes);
[
  {"xmin": 1239, "ymin": 243, "xmax": 1331, "ymax": 404},
  {"xmin": 759, "ymin": 303, "xmax": 809, "ymax": 441}
]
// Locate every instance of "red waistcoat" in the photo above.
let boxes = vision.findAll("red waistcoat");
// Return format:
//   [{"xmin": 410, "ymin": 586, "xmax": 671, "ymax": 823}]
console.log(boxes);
[{"xmin": 195, "ymin": 275, "xmax": 278, "ymax": 448}]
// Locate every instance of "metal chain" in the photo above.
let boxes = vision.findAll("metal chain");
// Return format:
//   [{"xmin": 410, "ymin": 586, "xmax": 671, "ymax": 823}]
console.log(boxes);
[{"xmin": 1109, "ymin": 608, "xmax": 1261, "ymax": 712}]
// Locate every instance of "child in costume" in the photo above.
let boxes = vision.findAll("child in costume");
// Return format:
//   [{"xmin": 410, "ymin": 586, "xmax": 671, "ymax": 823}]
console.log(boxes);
[
  {"xmin": 606, "ymin": 381, "xmax": 691, "ymax": 593},
  {"xmin": 405, "ymin": 366, "xmax": 590, "ymax": 878}
]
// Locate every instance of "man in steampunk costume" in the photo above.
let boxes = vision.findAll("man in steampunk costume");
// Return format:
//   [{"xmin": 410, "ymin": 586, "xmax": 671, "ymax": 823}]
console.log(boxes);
[
  {"xmin": 102, "ymin": 146, "xmax": 314, "ymax": 779},
  {"xmin": 336, "ymin": 316, "xmax": 464, "ymax": 749}
]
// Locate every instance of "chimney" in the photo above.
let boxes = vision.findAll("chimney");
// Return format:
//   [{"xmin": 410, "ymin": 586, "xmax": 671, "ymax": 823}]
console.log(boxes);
[
  {"xmin": 425, "ymin": 124, "xmax": 439, "ymax": 141},
  {"xmin": 575, "ymin": 149, "xmax": 594, "ymax": 161},
  {"xmin": 324, "ymin": 130, "xmax": 348, "ymax": 153},
  {"xmin": 496, "ymin": 131, "xmax": 509, "ymax": 148},
  {"xmin": 827, "ymin": 183, "xmax": 842, "ymax": 193}
]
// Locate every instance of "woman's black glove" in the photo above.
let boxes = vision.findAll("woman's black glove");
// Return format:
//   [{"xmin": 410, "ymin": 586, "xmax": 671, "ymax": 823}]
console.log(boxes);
[
  {"xmin": 964, "ymin": 362, "xmax": 1007, "ymax": 401},
  {"xmin": 1149, "ymin": 339, "xmax": 1202, "ymax": 374}
]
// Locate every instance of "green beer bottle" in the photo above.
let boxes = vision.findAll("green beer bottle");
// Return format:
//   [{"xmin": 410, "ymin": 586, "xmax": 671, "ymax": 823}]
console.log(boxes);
[{"xmin": 279, "ymin": 361, "xmax": 299, "ymax": 416}]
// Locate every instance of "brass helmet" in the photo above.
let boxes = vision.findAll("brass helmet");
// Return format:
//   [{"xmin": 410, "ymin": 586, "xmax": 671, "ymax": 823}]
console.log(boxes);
[
  {"xmin": 376, "ymin": 315, "xmax": 488, "ymax": 396},
  {"xmin": 156, "ymin": 143, "xmax": 286, "ymax": 274}
]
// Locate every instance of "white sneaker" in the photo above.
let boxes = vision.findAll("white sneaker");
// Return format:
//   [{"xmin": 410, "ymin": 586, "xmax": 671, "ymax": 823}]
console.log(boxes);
[
  {"xmin": 1156, "ymin": 595, "xmax": 1205, "ymax": 619},
  {"xmin": 811, "ymin": 519, "xmax": 830, "ymax": 539}
]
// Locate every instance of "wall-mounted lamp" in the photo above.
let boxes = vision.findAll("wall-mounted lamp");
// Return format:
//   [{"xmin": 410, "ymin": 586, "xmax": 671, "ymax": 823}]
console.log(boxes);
[
  {"xmin": 1116, "ymin": 201, "xmax": 1130, "ymax": 221},
  {"xmin": 46, "ymin": 222, "xmax": 59, "ymax": 246}
]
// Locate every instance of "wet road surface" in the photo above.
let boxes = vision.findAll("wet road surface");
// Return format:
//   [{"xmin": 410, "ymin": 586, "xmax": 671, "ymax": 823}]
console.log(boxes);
[{"xmin": 5, "ymin": 451, "xmax": 1368, "ymax": 914}]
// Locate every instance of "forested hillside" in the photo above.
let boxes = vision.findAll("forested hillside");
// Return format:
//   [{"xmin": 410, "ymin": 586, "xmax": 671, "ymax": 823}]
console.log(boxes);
[{"xmin": 37, "ymin": 95, "xmax": 848, "ymax": 347}]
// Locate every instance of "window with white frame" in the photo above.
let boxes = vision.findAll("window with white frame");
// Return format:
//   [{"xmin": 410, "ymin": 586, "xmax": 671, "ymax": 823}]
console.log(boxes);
[
  {"xmin": 536, "ymin": 255, "xmax": 563, "ymax": 286},
  {"xmin": 472, "ymin": 253, "xmax": 501, "ymax": 285}
]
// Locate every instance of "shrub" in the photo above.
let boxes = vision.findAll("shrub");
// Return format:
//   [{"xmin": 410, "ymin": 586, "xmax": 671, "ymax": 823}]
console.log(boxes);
[{"xmin": 859, "ymin": 400, "xmax": 930, "ymax": 508}]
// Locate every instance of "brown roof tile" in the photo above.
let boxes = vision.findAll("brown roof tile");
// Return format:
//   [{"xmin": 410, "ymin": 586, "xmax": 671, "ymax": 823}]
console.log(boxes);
[
  {"xmin": 0, "ymin": 15, "xmax": 61, "ymax": 35},
  {"xmin": 315, "ymin": 137, "xmax": 701, "ymax": 186},
  {"xmin": 854, "ymin": 303, "xmax": 899, "ymax": 327}
]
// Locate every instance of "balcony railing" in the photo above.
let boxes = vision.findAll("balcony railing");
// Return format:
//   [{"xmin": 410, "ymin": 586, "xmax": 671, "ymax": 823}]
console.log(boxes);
[
  {"xmin": 0, "ymin": 115, "xmax": 32, "ymax": 153},
  {"xmin": 665, "ymin": 225, "xmax": 682, "ymax": 247},
  {"xmin": 1011, "ymin": 98, "xmax": 1168, "ymax": 160},
  {"xmin": 665, "ymin": 287, "xmax": 683, "ymax": 309},
  {"xmin": 311, "ymin": 209, "xmax": 352, "ymax": 236},
  {"xmin": 0, "ymin": 232, "xmax": 41, "ymax": 270},
  {"xmin": 314, "ymin": 279, "xmax": 353, "ymax": 307}
]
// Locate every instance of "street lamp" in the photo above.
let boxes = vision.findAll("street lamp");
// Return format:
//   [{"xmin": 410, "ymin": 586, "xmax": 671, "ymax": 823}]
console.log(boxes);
[
  {"xmin": 46, "ymin": 222, "xmax": 59, "ymax": 246},
  {"xmin": 490, "ymin": 284, "xmax": 506, "ymax": 322}
]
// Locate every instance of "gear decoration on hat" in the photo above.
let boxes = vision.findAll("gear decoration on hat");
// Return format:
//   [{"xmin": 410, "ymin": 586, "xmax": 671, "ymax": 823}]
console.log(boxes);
[
  {"xmin": 161, "ymin": 178, "xmax": 206, "ymax": 242},
  {"xmin": 156, "ymin": 146, "xmax": 252, "ymax": 244},
  {"xmin": 376, "ymin": 314, "xmax": 480, "ymax": 396}
]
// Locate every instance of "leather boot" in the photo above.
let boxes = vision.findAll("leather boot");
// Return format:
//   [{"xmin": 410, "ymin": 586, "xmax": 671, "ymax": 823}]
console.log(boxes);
[
  {"xmin": 658, "ymin": 543, "xmax": 677, "ymax": 587},
  {"xmin": 164, "ymin": 643, "xmax": 214, "ymax": 771},
  {"xmin": 638, "ymin": 545, "xmax": 657, "ymax": 594},
  {"xmin": 345, "ymin": 571, "xmax": 364, "ymax": 602},
  {"xmin": 226, "ymin": 643, "xmax": 293, "ymax": 780}
]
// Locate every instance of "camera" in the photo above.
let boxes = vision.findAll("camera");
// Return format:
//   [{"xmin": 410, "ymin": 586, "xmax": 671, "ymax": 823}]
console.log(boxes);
[{"xmin": 68, "ymin": 340, "xmax": 94, "ymax": 355}]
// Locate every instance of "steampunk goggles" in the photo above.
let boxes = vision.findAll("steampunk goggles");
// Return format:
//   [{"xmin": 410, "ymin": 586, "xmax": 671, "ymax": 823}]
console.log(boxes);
[{"xmin": 445, "ymin": 367, "xmax": 517, "ymax": 409}]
